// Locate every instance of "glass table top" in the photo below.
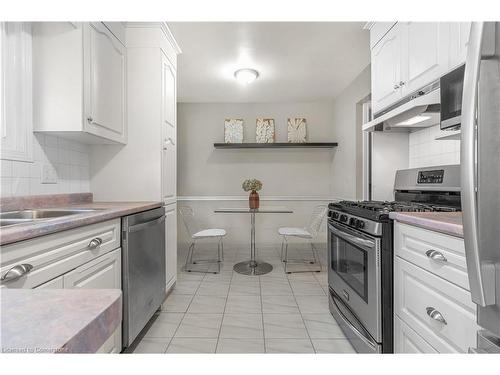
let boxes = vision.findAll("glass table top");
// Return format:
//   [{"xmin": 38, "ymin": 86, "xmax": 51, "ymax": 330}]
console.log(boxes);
[{"xmin": 214, "ymin": 206, "xmax": 293, "ymax": 213}]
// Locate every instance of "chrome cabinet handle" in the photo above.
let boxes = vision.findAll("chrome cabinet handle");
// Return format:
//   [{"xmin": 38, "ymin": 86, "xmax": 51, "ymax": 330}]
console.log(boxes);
[
  {"xmin": 1, "ymin": 264, "xmax": 33, "ymax": 282},
  {"xmin": 426, "ymin": 307, "xmax": 447, "ymax": 325},
  {"xmin": 399, "ymin": 80, "xmax": 405, "ymax": 86},
  {"xmin": 87, "ymin": 116, "xmax": 93, "ymax": 123},
  {"xmin": 88, "ymin": 237, "xmax": 103, "ymax": 249},
  {"xmin": 394, "ymin": 84, "xmax": 400, "ymax": 90},
  {"xmin": 426, "ymin": 249, "xmax": 447, "ymax": 262}
]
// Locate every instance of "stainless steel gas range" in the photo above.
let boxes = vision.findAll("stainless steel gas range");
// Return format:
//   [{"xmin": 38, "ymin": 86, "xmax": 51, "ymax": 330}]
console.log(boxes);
[{"xmin": 327, "ymin": 165, "xmax": 461, "ymax": 353}]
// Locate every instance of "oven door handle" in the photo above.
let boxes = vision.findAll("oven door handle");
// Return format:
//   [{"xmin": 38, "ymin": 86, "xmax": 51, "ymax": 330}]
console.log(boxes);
[
  {"xmin": 328, "ymin": 224, "xmax": 375, "ymax": 249},
  {"xmin": 330, "ymin": 289, "xmax": 379, "ymax": 352}
]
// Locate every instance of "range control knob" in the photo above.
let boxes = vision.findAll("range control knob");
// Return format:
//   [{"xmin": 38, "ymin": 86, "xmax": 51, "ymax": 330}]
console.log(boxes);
[
  {"xmin": 349, "ymin": 218, "xmax": 356, "ymax": 226},
  {"xmin": 333, "ymin": 212, "xmax": 339, "ymax": 219},
  {"xmin": 357, "ymin": 220, "xmax": 365, "ymax": 229},
  {"xmin": 340, "ymin": 214, "xmax": 348, "ymax": 222}
]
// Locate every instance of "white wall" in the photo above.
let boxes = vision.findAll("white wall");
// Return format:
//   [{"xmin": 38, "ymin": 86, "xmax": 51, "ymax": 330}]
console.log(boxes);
[
  {"xmin": 178, "ymin": 101, "xmax": 336, "ymax": 198},
  {"xmin": 0, "ymin": 133, "xmax": 90, "ymax": 197},
  {"xmin": 409, "ymin": 124, "xmax": 460, "ymax": 168},
  {"xmin": 177, "ymin": 101, "xmax": 337, "ymax": 249},
  {"xmin": 331, "ymin": 65, "xmax": 371, "ymax": 200}
]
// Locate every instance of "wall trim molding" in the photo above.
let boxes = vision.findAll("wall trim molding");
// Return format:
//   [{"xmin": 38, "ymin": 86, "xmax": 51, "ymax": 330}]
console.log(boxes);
[{"xmin": 177, "ymin": 195, "xmax": 341, "ymax": 202}]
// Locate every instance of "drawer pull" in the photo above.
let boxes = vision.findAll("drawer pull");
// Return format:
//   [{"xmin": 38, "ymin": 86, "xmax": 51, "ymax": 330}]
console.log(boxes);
[
  {"xmin": 425, "ymin": 249, "xmax": 447, "ymax": 263},
  {"xmin": 426, "ymin": 307, "xmax": 447, "ymax": 325},
  {"xmin": 1, "ymin": 264, "xmax": 33, "ymax": 282},
  {"xmin": 88, "ymin": 237, "xmax": 103, "ymax": 249}
]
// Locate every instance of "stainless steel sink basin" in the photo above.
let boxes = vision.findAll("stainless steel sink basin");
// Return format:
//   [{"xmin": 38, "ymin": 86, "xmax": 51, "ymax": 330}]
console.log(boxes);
[{"xmin": 0, "ymin": 209, "xmax": 103, "ymax": 227}]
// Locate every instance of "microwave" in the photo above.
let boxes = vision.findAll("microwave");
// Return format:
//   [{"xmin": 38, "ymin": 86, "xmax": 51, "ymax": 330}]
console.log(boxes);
[{"xmin": 440, "ymin": 64, "xmax": 465, "ymax": 130}]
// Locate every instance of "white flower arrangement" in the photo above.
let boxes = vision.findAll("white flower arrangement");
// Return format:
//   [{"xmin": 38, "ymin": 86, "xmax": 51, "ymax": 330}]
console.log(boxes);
[{"xmin": 242, "ymin": 179, "xmax": 263, "ymax": 192}]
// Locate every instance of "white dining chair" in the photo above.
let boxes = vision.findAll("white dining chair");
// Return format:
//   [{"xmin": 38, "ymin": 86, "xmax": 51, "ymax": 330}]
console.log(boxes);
[
  {"xmin": 178, "ymin": 206, "xmax": 227, "ymax": 274},
  {"xmin": 278, "ymin": 205, "xmax": 328, "ymax": 273}
]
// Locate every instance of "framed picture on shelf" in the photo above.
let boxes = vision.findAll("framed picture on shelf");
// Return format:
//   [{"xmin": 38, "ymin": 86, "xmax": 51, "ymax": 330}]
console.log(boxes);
[
  {"xmin": 287, "ymin": 118, "xmax": 307, "ymax": 143},
  {"xmin": 224, "ymin": 118, "xmax": 244, "ymax": 143},
  {"xmin": 256, "ymin": 118, "xmax": 275, "ymax": 143}
]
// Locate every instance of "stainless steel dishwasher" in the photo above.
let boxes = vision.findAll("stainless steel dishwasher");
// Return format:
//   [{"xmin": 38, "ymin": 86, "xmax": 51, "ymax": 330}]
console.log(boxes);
[{"xmin": 122, "ymin": 207, "xmax": 166, "ymax": 348}]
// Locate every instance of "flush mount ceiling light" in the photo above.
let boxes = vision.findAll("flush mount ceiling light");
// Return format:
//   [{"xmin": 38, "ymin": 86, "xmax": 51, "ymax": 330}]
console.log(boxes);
[{"xmin": 234, "ymin": 68, "xmax": 259, "ymax": 85}]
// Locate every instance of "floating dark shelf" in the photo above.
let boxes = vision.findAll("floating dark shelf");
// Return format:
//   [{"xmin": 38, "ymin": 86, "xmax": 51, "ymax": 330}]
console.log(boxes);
[{"xmin": 214, "ymin": 142, "xmax": 338, "ymax": 149}]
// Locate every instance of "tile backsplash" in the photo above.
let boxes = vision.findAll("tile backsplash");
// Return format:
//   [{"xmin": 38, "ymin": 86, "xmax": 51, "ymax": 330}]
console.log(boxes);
[
  {"xmin": 0, "ymin": 134, "xmax": 90, "ymax": 197},
  {"xmin": 409, "ymin": 125, "xmax": 460, "ymax": 168}
]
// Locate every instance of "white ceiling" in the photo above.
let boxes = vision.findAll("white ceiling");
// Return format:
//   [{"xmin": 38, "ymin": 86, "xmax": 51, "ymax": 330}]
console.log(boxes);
[
  {"xmin": 169, "ymin": 22, "xmax": 370, "ymax": 103},
  {"xmin": 169, "ymin": 22, "xmax": 370, "ymax": 102}
]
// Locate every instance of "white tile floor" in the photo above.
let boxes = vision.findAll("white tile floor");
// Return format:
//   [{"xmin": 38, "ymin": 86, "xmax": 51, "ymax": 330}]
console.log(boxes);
[{"xmin": 131, "ymin": 244, "xmax": 355, "ymax": 354}]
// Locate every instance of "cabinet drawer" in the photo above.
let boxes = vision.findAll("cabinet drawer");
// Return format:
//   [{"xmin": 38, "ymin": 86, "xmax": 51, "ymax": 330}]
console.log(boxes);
[
  {"xmin": 34, "ymin": 275, "xmax": 64, "ymax": 289},
  {"xmin": 395, "ymin": 257, "xmax": 477, "ymax": 353},
  {"xmin": 64, "ymin": 248, "xmax": 121, "ymax": 290},
  {"xmin": 0, "ymin": 219, "xmax": 120, "ymax": 289},
  {"xmin": 394, "ymin": 316, "xmax": 438, "ymax": 353},
  {"xmin": 395, "ymin": 222, "xmax": 469, "ymax": 290}
]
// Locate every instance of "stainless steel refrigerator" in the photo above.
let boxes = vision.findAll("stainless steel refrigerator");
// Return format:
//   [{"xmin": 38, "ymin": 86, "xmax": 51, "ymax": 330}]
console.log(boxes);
[{"xmin": 461, "ymin": 22, "xmax": 500, "ymax": 353}]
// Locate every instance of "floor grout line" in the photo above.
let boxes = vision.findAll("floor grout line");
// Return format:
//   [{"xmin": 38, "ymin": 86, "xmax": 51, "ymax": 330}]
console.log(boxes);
[
  {"xmin": 259, "ymin": 271, "xmax": 266, "ymax": 353},
  {"xmin": 214, "ymin": 267, "xmax": 233, "ymax": 353},
  {"xmin": 286, "ymin": 271, "xmax": 317, "ymax": 353},
  {"xmin": 164, "ymin": 271, "xmax": 206, "ymax": 352}
]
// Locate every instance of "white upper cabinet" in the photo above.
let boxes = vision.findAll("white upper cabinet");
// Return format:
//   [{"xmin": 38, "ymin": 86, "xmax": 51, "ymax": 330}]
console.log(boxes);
[
  {"xmin": 370, "ymin": 22, "xmax": 470, "ymax": 115},
  {"xmin": 371, "ymin": 24, "xmax": 403, "ymax": 114},
  {"xmin": 369, "ymin": 22, "xmax": 397, "ymax": 49},
  {"xmin": 448, "ymin": 22, "xmax": 471, "ymax": 71},
  {"xmin": 161, "ymin": 52, "xmax": 177, "ymax": 205},
  {"xmin": 83, "ymin": 23, "xmax": 127, "ymax": 143},
  {"xmin": 400, "ymin": 22, "xmax": 448, "ymax": 95},
  {"xmin": 33, "ymin": 22, "xmax": 127, "ymax": 144},
  {"xmin": 0, "ymin": 22, "xmax": 33, "ymax": 161}
]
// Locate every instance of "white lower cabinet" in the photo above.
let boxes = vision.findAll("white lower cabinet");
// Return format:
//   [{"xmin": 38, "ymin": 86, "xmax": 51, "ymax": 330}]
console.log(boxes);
[
  {"xmin": 0, "ymin": 219, "xmax": 123, "ymax": 352},
  {"xmin": 395, "ymin": 257, "xmax": 477, "ymax": 353},
  {"xmin": 63, "ymin": 248, "xmax": 121, "ymax": 290},
  {"xmin": 395, "ymin": 316, "xmax": 438, "ymax": 353},
  {"xmin": 393, "ymin": 222, "xmax": 478, "ymax": 353},
  {"xmin": 165, "ymin": 203, "xmax": 177, "ymax": 291},
  {"xmin": 64, "ymin": 248, "xmax": 122, "ymax": 353},
  {"xmin": 34, "ymin": 275, "xmax": 64, "ymax": 289}
]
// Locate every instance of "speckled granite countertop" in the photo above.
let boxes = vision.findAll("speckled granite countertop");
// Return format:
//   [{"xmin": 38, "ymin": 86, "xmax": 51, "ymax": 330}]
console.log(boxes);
[
  {"xmin": 1, "ymin": 289, "xmax": 121, "ymax": 353},
  {"xmin": 0, "ymin": 193, "xmax": 162, "ymax": 245},
  {"xmin": 389, "ymin": 211, "xmax": 463, "ymax": 238}
]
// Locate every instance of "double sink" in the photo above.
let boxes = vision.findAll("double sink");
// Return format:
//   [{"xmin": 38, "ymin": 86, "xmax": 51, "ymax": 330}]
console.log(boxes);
[{"xmin": 0, "ymin": 209, "xmax": 102, "ymax": 227}]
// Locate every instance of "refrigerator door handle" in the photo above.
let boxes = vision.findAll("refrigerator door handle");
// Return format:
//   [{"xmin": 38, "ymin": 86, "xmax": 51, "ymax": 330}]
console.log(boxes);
[{"xmin": 460, "ymin": 22, "xmax": 496, "ymax": 307}]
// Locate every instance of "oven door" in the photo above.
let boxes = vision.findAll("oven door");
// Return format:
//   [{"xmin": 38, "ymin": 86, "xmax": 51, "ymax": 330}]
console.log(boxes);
[{"xmin": 327, "ymin": 221, "xmax": 381, "ymax": 344}]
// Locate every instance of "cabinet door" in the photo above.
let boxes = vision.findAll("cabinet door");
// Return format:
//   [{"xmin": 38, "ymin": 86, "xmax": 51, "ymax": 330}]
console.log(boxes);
[
  {"xmin": 401, "ymin": 22, "xmax": 447, "ymax": 94},
  {"xmin": 84, "ymin": 22, "xmax": 127, "ymax": 144},
  {"xmin": 165, "ymin": 203, "xmax": 177, "ymax": 290},
  {"xmin": 371, "ymin": 24, "xmax": 402, "ymax": 114},
  {"xmin": 395, "ymin": 257, "xmax": 477, "ymax": 353},
  {"xmin": 161, "ymin": 53, "xmax": 177, "ymax": 205},
  {"xmin": 0, "ymin": 22, "xmax": 33, "ymax": 162},
  {"xmin": 395, "ymin": 316, "xmax": 438, "ymax": 353},
  {"xmin": 448, "ymin": 22, "xmax": 471, "ymax": 71},
  {"xmin": 63, "ymin": 248, "xmax": 122, "ymax": 352}
]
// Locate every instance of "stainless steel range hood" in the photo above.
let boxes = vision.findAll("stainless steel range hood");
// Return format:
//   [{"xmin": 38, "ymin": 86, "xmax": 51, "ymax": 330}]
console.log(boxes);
[{"xmin": 363, "ymin": 81, "xmax": 440, "ymax": 132}]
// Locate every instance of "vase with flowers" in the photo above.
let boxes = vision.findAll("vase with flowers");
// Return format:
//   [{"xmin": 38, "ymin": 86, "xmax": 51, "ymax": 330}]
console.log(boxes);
[{"xmin": 242, "ymin": 179, "xmax": 263, "ymax": 209}]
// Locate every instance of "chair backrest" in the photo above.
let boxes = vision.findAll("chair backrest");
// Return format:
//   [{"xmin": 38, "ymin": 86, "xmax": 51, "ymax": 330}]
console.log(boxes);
[
  {"xmin": 305, "ymin": 205, "xmax": 328, "ymax": 237},
  {"xmin": 178, "ymin": 206, "xmax": 201, "ymax": 238}
]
